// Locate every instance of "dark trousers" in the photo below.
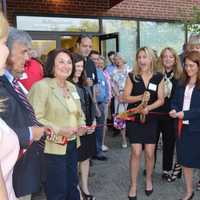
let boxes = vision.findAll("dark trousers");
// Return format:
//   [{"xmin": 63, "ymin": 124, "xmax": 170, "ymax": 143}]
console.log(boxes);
[
  {"xmin": 155, "ymin": 117, "xmax": 176, "ymax": 171},
  {"xmin": 45, "ymin": 141, "xmax": 80, "ymax": 200}
]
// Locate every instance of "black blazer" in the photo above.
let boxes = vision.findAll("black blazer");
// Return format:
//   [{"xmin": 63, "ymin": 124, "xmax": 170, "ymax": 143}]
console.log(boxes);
[
  {"xmin": 0, "ymin": 75, "xmax": 43, "ymax": 197},
  {"xmin": 171, "ymin": 83, "xmax": 200, "ymax": 133},
  {"xmin": 75, "ymin": 85, "xmax": 96, "ymax": 124}
]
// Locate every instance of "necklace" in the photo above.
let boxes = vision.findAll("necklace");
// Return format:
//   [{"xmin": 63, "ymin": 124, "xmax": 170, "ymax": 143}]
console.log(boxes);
[
  {"xmin": 57, "ymin": 81, "xmax": 70, "ymax": 98},
  {"xmin": 62, "ymin": 87, "xmax": 70, "ymax": 98}
]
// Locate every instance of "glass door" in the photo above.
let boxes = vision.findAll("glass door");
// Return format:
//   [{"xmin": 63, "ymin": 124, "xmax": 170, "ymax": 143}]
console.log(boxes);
[
  {"xmin": 28, "ymin": 32, "xmax": 58, "ymax": 64},
  {"xmin": 99, "ymin": 32, "xmax": 119, "ymax": 59}
]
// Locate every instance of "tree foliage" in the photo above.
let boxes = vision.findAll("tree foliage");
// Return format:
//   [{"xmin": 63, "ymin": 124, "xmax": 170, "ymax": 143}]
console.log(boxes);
[{"xmin": 185, "ymin": 6, "xmax": 200, "ymax": 34}]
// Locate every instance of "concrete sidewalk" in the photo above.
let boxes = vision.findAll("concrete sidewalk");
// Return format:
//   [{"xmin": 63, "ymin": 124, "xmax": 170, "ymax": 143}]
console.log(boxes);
[{"xmin": 33, "ymin": 130, "xmax": 200, "ymax": 200}]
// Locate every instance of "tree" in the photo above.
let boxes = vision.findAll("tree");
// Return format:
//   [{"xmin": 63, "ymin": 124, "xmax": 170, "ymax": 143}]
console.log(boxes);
[{"xmin": 184, "ymin": 6, "xmax": 200, "ymax": 34}]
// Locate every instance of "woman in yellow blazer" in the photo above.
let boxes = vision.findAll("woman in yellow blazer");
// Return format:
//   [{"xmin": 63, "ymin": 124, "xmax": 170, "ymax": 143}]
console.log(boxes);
[{"xmin": 28, "ymin": 49, "xmax": 87, "ymax": 200}]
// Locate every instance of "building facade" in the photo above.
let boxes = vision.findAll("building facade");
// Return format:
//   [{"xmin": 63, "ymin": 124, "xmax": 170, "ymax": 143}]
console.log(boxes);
[{"xmin": 4, "ymin": 0, "xmax": 200, "ymax": 66}]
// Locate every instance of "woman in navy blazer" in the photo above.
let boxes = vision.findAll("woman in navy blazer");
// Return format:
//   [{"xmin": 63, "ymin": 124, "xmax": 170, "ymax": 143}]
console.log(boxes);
[{"xmin": 169, "ymin": 51, "xmax": 200, "ymax": 200}]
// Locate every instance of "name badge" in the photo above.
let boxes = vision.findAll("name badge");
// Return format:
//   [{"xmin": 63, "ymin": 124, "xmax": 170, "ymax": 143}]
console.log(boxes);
[
  {"xmin": 72, "ymin": 92, "xmax": 80, "ymax": 99},
  {"xmin": 20, "ymin": 72, "xmax": 28, "ymax": 80},
  {"xmin": 148, "ymin": 83, "xmax": 157, "ymax": 91}
]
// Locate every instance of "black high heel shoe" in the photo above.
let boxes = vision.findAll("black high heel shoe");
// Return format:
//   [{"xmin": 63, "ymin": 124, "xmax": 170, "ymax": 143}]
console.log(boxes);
[
  {"xmin": 128, "ymin": 195, "xmax": 137, "ymax": 200},
  {"xmin": 196, "ymin": 180, "xmax": 200, "ymax": 191},
  {"xmin": 81, "ymin": 190, "xmax": 96, "ymax": 200},
  {"xmin": 145, "ymin": 188, "xmax": 153, "ymax": 196},
  {"xmin": 179, "ymin": 192, "xmax": 194, "ymax": 200},
  {"xmin": 162, "ymin": 171, "xmax": 171, "ymax": 180},
  {"xmin": 168, "ymin": 162, "xmax": 182, "ymax": 182}
]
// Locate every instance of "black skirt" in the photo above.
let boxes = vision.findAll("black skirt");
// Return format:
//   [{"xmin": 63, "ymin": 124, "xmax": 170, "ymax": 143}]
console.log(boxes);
[
  {"xmin": 126, "ymin": 115, "xmax": 158, "ymax": 144},
  {"xmin": 78, "ymin": 133, "xmax": 97, "ymax": 162},
  {"xmin": 176, "ymin": 125, "xmax": 200, "ymax": 169}
]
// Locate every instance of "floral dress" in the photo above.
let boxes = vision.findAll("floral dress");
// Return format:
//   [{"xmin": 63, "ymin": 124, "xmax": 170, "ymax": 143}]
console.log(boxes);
[{"xmin": 111, "ymin": 65, "xmax": 131, "ymax": 113}]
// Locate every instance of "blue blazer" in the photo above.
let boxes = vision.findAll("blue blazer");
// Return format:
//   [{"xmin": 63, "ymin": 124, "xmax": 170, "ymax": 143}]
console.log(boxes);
[
  {"xmin": 0, "ymin": 75, "xmax": 43, "ymax": 197},
  {"xmin": 171, "ymin": 83, "xmax": 200, "ymax": 133}
]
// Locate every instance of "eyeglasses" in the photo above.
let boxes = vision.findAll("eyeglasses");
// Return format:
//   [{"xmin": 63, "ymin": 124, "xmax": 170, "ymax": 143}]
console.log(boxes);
[{"xmin": 184, "ymin": 64, "xmax": 197, "ymax": 69}]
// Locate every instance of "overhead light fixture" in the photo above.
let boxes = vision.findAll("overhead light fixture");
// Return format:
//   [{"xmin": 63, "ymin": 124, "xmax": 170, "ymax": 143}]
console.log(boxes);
[{"xmin": 61, "ymin": 36, "xmax": 72, "ymax": 39}]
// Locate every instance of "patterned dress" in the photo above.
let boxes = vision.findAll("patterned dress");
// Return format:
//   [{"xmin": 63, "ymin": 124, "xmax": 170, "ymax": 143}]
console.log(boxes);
[{"xmin": 111, "ymin": 65, "xmax": 131, "ymax": 113}]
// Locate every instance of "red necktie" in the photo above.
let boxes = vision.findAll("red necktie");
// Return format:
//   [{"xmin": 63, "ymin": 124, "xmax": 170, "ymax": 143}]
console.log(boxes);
[{"xmin": 12, "ymin": 78, "xmax": 45, "ymax": 152}]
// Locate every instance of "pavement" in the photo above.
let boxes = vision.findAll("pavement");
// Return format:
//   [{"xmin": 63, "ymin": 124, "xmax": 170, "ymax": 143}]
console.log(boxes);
[{"xmin": 33, "ymin": 129, "xmax": 200, "ymax": 200}]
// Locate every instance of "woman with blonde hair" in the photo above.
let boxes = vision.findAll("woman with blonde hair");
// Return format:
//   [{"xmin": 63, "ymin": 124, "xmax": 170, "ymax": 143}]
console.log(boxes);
[
  {"xmin": 155, "ymin": 47, "xmax": 182, "ymax": 181},
  {"xmin": 0, "ymin": 12, "xmax": 20, "ymax": 200},
  {"xmin": 124, "ymin": 47, "xmax": 164, "ymax": 199}
]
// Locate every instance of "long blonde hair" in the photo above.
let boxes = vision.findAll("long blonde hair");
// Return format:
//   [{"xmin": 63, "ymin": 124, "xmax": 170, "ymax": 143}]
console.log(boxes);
[
  {"xmin": 133, "ymin": 47, "xmax": 158, "ymax": 78},
  {"xmin": 0, "ymin": 12, "xmax": 9, "ymax": 112},
  {"xmin": 158, "ymin": 47, "xmax": 182, "ymax": 79},
  {"xmin": 0, "ymin": 12, "xmax": 9, "ymax": 40}
]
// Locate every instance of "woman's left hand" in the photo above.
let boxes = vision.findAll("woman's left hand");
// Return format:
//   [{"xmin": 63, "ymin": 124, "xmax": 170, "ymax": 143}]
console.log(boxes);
[{"xmin": 77, "ymin": 125, "xmax": 88, "ymax": 136}]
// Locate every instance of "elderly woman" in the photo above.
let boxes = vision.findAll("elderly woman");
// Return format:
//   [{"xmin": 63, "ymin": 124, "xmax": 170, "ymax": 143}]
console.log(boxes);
[
  {"xmin": 111, "ymin": 53, "xmax": 131, "ymax": 148},
  {"xmin": 0, "ymin": 12, "xmax": 20, "ymax": 200},
  {"xmin": 28, "ymin": 49, "xmax": 87, "ymax": 200}
]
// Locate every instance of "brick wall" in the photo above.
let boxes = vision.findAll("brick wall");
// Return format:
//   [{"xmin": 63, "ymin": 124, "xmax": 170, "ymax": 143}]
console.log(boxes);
[{"xmin": 6, "ymin": 0, "xmax": 200, "ymax": 24}]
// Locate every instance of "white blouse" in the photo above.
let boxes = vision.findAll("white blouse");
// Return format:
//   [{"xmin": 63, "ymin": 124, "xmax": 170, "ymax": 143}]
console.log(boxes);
[{"xmin": 182, "ymin": 84, "xmax": 194, "ymax": 124}]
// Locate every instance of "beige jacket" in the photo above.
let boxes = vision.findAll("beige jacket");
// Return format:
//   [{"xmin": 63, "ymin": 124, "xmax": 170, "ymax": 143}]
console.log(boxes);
[{"xmin": 28, "ymin": 78, "xmax": 85, "ymax": 155}]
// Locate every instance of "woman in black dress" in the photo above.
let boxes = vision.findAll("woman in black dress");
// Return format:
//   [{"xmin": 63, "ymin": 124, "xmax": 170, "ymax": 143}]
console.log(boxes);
[
  {"xmin": 69, "ymin": 53, "xmax": 96, "ymax": 200},
  {"xmin": 123, "ymin": 47, "xmax": 164, "ymax": 199},
  {"xmin": 169, "ymin": 51, "xmax": 200, "ymax": 200},
  {"xmin": 155, "ymin": 47, "xmax": 182, "ymax": 180}
]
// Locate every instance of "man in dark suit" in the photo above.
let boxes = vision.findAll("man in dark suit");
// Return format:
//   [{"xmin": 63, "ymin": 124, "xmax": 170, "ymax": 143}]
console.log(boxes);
[
  {"xmin": 0, "ymin": 28, "xmax": 45, "ymax": 200},
  {"xmin": 76, "ymin": 35, "xmax": 98, "ymax": 86}
]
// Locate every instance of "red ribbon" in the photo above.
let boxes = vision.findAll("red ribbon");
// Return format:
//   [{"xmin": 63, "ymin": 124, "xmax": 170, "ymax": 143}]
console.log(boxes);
[{"xmin": 177, "ymin": 118, "xmax": 183, "ymax": 138}]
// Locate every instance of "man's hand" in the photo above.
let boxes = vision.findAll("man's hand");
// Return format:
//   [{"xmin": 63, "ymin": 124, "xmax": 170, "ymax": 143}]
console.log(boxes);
[
  {"xmin": 95, "ymin": 105, "xmax": 101, "ymax": 118},
  {"xmin": 31, "ymin": 127, "xmax": 45, "ymax": 141}
]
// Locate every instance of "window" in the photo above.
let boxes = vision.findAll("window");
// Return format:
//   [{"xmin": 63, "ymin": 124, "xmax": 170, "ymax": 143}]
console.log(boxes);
[
  {"xmin": 140, "ymin": 21, "xmax": 185, "ymax": 55},
  {"xmin": 16, "ymin": 16, "xmax": 99, "ymax": 32},
  {"xmin": 102, "ymin": 19, "xmax": 137, "ymax": 67}
]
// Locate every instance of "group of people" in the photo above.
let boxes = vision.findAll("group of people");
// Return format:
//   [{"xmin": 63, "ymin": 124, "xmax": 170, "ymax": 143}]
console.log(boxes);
[
  {"xmin": 1, "ymin": 11, "xmax": 200, "ymax": 200},
  {"xmin": 125, "ymin": 42, "xmax": 200, "ymax": 200}
]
